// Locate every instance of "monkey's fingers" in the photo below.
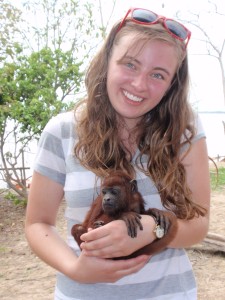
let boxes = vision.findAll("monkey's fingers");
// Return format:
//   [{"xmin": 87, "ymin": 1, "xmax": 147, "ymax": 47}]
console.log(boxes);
[
  {"xmin": 123, "ymin": 217, "xmax": 136, "ymax": 238},
  {"xmin": 128, "ymin": 224, "xmax": 137, "ymax": 238},
  {"xmin": 149, "ymin": 208, "xmax": 160, "ymax": 223},
  {"xmin": 126, "ymin": 215, "xmax": 143, "ymax": 238},
  {"xmin": 134, "ymin": 215, "xmax": 143, "ymax": 231},
  {"xmin": 161, "ymin": 216, "xmax": 171, "ymax": 235},
  {"xmin": 93, "ymin": 220, "xmax": 105, "ymax": 228}
]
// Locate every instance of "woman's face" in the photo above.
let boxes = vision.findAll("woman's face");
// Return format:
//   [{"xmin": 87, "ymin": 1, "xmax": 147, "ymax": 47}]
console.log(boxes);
[{"xmin": 107, "ymin": 34, "xmax": 179, "ymax": 128}]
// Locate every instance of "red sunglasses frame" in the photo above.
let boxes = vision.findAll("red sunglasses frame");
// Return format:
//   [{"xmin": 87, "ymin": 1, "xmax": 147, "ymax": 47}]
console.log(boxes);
[{"xmin": 117, "ymin": 8, "xmax": 191, "ymax": 48}]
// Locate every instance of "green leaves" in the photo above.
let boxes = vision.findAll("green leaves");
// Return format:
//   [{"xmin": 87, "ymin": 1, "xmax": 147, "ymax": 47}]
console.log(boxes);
[
  {"xmin": 0, "ymin": 0, "xmax": 113, "ymax": 200},
  {"xmin": 0, "ymin": 46, "xmax": 83, "ymax": 135},
  {"xmin": 0, "ymin": 1, "xmax": 22, "ymax": 62}
]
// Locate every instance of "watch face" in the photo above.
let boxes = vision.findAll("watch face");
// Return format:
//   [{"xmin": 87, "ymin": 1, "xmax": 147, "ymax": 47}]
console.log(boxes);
[{"xmin": 155, "ymin": 226, "xmax": 164, "ymax": 239}]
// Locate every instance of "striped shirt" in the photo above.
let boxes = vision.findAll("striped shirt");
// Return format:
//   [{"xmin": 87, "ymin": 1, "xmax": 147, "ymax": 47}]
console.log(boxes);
[{"xmin": 34, "ymin": 111, "xmax": 205, "ymax": 300}]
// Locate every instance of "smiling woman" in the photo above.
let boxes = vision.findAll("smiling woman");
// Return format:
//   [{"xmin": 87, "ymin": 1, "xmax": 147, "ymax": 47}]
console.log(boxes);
[
  {"xmin": 25, "ymin": 6, "xmax": 210, "ymax": 300},
  {"xmin": 106, "ymin": 37, "xmax": 178, "ymax": 128}
]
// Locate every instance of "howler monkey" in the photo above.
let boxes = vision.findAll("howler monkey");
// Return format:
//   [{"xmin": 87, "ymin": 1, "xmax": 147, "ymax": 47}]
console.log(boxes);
[{"xmin": 71, "ymin": 170, "xmax": 178, "ymax": 258}]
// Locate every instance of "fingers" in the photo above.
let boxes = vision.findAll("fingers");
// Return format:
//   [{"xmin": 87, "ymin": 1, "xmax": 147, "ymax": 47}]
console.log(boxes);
[
  {"xmin": 80, "ymin": 226, "xmax": 107, "ymax": 242},
  {"xmin": 78, "ymin": 252, "xmax": 150, "ymax": 283},
  {"xmin": 80, "ymin": 220, "xmax": 145, "ymax": 258},
  {"xmin": 113, "ymin": 255, "xmax": 149, "ymax": 278},
  {"xmin": 81, "ymin": 241, "xmax": 114, "ymax": 258}
]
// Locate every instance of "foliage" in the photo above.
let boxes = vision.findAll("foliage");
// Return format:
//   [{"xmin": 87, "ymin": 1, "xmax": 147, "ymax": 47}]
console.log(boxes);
[
  {"xmin": 0, "ymin": 45, "xmax": 84, "ymax": 201},
  {"xmin": 0, "ymin": 0, "xmax": 119, "ymax": 203},
  {"xmin": 210, "ymin": 166, "xmax": 225, "ymax": 191},
  {"xmin": 0, "ymin": 0, "xmax": 22, "ymax": 62},
  {"xmin": 0, "ymin": 0, "xmax": 102, "ymax": 201},
  {"xmin": 176, "ymin": 0, "xmax": 225, "ymax": 107},
  {"xmin": 21, "ymin": 0, "xmax": 103, "ymax": 56},
  {"xmin": 4, "ymin": 190, "xmax": 27, "ymax": 207},
  {"xmin": 0, "ymin": 47, "xmax": 83, "ymax": 134}
]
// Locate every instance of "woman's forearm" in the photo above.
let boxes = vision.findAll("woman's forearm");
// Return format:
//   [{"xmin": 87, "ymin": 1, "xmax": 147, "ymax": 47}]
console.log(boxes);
[{"xmin": 25, "ymin": 222, "xmax": 78, "ymax": 279}]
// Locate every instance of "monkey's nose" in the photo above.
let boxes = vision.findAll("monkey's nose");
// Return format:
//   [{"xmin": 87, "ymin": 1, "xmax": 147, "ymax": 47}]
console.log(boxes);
[{"xmin": 104, "ymin": 197, "xmax": 112, "ymax": 204}]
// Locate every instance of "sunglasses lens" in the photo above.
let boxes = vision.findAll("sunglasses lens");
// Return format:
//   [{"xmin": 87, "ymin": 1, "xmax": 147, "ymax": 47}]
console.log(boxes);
[
  {"xmin": 165, "ymin": 20, "xmax": 188, "ymax": 40},
  {"xmin": 133, "ymin": 9, "xmax": 157, "ymax": 23}
]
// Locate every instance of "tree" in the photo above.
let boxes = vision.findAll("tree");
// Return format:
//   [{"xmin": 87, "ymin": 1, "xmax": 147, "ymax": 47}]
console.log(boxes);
[
  {"xmin": 176, "ymin": 0, "xmax": 225, "ymax": 107},
  {"xmin": 0, "ymin": 0, "xmax": 102, "ymax": 200},
  {"xmin": 0, "ymin": 0, "xmax": 120, "ymax": 201},
  {"xmin": 0, "ymin": 0, "xmax": 22, "ymax": 62},
  {"xmin": 176, "ymin": 0, "xmax": 225, "ymax": 141},
  {"xmin": 0, "ymin": 47, "xmax": 83, "ymax": 199}
]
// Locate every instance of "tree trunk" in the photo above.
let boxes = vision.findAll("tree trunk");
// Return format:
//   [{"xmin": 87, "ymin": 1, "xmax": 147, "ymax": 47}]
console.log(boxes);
[{"xmin": 192, "ymin": 232, "xmax": 225, "ymax": 252}]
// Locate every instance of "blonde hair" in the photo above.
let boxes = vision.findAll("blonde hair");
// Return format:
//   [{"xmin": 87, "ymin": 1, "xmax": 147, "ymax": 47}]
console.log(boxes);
[{"xmin": 74, "ymin": 20, "xmax": 206, "ymax": 220}]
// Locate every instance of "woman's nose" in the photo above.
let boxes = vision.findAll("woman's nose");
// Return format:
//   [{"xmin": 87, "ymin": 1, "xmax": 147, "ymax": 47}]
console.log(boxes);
[{"xmin": 131, "ymin": 73, "xmax": 148, "ymax": 91}]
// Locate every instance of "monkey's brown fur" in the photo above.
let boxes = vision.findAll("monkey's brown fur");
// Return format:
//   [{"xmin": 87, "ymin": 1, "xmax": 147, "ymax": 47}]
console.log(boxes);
[{"xmin": 71, "ymin": 170, "xmax": 178, "ymax": 259}]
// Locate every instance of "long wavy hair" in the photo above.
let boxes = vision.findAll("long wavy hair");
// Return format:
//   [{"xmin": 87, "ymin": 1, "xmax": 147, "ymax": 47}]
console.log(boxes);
[{"xmin": 74, "ymin": 20, "xmax": 206, "ymax": 220}]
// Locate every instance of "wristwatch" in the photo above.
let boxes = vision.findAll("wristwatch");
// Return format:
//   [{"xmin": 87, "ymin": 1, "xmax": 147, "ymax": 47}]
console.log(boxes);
[
  {"xmin": 151, "ymin": 215, "xmax": 165, "ymax": 239},
  {"xmin": 154, "ymin": 224, "xmax": 165, "ymax": 239}
]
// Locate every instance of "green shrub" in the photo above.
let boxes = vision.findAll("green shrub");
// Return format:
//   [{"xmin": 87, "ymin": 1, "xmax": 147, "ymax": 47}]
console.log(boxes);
[{"xmin": 210, "ymin": 167, "xmax": 225, "ymax": 191}]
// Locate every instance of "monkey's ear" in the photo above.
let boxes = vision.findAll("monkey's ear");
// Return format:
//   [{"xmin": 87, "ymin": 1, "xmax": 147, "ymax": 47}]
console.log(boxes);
[{"xmin": 130, "ymin": 179, "xmax": 138, "ymax": 192}]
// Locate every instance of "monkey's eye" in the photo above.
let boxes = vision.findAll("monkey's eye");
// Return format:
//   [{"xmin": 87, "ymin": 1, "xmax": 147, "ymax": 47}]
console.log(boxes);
[
  {"xmin": 102, "ymin": 189, "xmax": 107, "ymax": 195},
  {"xmin": 111, "ymin": 189, "xmax": 119, "ymax": 195}
]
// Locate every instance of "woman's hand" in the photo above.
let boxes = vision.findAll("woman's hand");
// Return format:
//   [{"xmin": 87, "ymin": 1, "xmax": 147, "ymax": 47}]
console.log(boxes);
[
  {"xmin": 80, "ymin": 215, "xmax": 156, "ymax": 258},
  {"xmin": 72, "ymin": 251, "xmax": 149, "ymax": 283}
]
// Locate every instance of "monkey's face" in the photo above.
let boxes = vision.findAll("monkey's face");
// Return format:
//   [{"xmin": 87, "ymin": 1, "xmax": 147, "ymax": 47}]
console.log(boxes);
[{"xmin": 101, "ymin": 186, "xmax": 126, "ymax": 216}]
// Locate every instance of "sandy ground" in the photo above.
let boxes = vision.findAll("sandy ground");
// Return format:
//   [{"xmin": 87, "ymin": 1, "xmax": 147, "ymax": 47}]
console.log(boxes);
[{"xmin": 0, "ymin": 190, "xmax": 225, "ymax": 300}]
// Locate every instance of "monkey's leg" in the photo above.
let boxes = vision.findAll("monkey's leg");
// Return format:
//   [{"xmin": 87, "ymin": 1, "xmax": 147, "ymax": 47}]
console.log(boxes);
[{"xmin": 71, "ymin": 224, "xmax": 87, "ymax": 247}]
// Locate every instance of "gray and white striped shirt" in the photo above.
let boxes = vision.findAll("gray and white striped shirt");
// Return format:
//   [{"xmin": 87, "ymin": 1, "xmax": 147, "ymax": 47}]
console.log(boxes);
[{"xmin": 34, "ymin": 111, "xmax": 205, "ymax": 300}]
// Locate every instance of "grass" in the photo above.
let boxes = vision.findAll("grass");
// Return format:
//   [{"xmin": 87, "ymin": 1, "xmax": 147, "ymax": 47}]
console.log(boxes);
[
  {"xmin": 210, "ymin": 166, "xmax": 225, "ymax": 191},
  {"xmin": 0, "ymin": 246, "xmax": 8, "ymax": 253}
]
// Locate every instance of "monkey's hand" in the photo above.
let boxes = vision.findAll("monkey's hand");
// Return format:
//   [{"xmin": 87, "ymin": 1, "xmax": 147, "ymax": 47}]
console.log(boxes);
[
  {"xmin": 147, "ymin": 208, "xmax": 176, "ymax": 235},
  {"xmin": 120, "ymin": 212, "xmax": 143, "ymax": 238},
  {"xmin": 93, "ymin": 220, "xmax": 105, "ymax": 228}
]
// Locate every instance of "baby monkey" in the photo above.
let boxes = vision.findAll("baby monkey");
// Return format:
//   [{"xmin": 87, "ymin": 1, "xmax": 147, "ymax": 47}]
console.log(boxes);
[{"xmin": 71, "ymin": 170, "xmax": 178, "ymax": 258}]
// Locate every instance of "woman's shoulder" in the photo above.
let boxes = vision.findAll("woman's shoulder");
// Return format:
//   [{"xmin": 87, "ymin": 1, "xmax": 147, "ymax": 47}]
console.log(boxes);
[
  {"xmin": 44, "ymin": 110, "xmax": 75, "ymax": 135},
  {"xmin": 49, "ymin": 110, "xmax": 75, "ymax": 125},
  {"xmin": 192, "ymin": 111, "xmax": 205, "ymax": 137}
]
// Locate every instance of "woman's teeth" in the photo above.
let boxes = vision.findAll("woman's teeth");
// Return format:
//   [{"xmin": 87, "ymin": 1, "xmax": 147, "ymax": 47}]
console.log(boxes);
[{"xmin": 123, "ymin": 90, "xmax": 143, "ymax": 102}]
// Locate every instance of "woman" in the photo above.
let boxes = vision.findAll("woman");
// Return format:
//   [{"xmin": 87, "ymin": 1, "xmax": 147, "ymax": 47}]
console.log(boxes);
[{"xmin": 25, "ymin": 7, "xmax": 210, "ymax": 299}]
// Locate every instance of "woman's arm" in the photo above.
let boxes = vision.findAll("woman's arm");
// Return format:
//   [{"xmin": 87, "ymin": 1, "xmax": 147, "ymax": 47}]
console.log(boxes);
[
  {"xmin": 169, "ymin": 137, "xmax": 210, "ymax": 248},
  {"xmin": 25, "ymin": 171, "xmax": 149, "ymax": 282},
  {"xmin": 25, "ymin": 171, "xmax": 79, "ymax": 275}
]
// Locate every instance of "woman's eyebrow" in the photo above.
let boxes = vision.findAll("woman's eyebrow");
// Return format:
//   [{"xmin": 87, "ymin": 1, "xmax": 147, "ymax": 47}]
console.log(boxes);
[{"xmin": 153, "ymin": 67, "xmax": 171, "ymax": 76}]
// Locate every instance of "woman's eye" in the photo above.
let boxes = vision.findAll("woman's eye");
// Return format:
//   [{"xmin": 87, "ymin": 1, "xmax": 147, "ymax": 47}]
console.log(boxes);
[
  {"xmin": 152, "ymin": 73, "xmax": 164, "ymax": 80},
  {"xmin": 126, "ymin": 62, "xmax": 135, "ymax": 69}
]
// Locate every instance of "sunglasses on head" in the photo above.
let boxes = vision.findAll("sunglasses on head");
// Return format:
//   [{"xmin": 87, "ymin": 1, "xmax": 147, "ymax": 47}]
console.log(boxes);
[{"xmin": 117, "ymin": 8, "xmax": 191, "ymax": 48}]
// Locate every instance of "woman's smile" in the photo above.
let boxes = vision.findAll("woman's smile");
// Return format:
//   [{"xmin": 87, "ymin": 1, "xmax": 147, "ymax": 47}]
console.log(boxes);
[{"xmin": 122, "ymin": 89, "xmax": 144, "ymax": 104}]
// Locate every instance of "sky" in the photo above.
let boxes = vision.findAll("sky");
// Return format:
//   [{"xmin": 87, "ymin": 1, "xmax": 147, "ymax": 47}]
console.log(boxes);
[{"xmin": 10, "ymin": 0, "xmax": 225, "ymax": 112}]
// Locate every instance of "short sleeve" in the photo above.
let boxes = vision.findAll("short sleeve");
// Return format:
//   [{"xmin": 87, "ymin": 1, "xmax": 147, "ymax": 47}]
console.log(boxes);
[{"xmin": 33, "ymin": 113, "xmax": 70, "ymax": 186}]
